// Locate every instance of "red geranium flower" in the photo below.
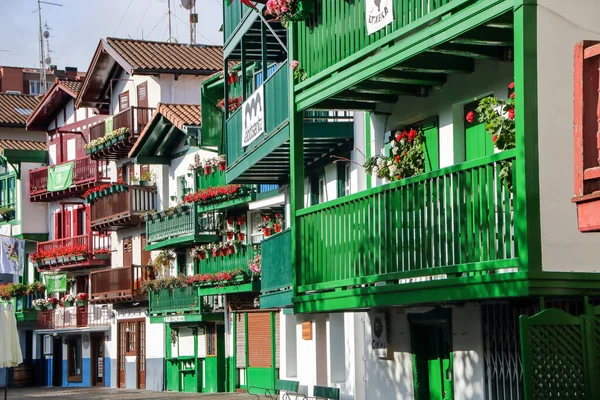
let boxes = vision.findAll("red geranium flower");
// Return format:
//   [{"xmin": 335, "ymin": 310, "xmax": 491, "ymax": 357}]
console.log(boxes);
[
  {"xmin": 492, "ymin": 134, "xmax": 498, "ymax": 143},
  {"xmin": 394, "ymin": 155, "xmax": 400, "ymax": 163},
  {"xmin": 466, "ymin": 111, "xmax": 476, "ymax": 123},
  {"xmin": 508, "ymin": 108, "xmax": 515, "ymax": 120},
  {"xmin": 508, "ymin": 82, "xmax": 515, "ymax": 90},
  {"xmin": 510, "ymin": 92, "xmax": 515, "ymax": 99}
]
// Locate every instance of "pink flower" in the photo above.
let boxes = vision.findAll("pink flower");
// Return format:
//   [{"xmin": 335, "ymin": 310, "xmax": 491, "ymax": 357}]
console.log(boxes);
[
  {"xmin": 492, "ymin": 134, "xmax": 498, "ymax": 143},
  {"xmin": 507, "ymin": 108, "xmax": 515, "ymax": 120},
  {"xmin": 290, "ymin": 60, "xmax": 299, "ymax": 69},
  {"xmin": 510, "ymin": 92, "xmax": 515, "ymax": 99}
]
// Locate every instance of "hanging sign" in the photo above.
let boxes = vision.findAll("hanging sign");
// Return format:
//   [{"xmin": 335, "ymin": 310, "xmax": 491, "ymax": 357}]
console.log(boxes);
[
  {"xmin": 47, "ymin": 162, "xmax": 74, "ymax": 192},
  {"xmin": 0, "ymin": 236, "xmax": 24, "ymax": 276},
  {"xmin": 369, "ymin": 312, "xmax": 388, "ymax": 358},
  {"xmin": 44, "ymin": 273, "xmax": 67, "ymax": 293},
  {"xmin": 366, "ymin": 0, "xmax": 394, "ymax": 35},
  {"xmin": 241, "ymin": 86, "xmax": 265, "ymax": 148}
]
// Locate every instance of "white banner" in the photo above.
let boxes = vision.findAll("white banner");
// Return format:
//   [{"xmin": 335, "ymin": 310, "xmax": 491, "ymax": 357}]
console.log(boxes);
[
  {"xmin": 0, "ymin": 236, "xmax": 25, "ymax": 276},
  {"xmin": 241, "ymin": 86, "xmax": 265, "ymax": 148},
  {"xmin": 369, "ymin": 312, "xmax": 388, "ymax": 358},
  {"xmin": 366, "ymin": 0, "xmax": 394, "ymax": 35}
]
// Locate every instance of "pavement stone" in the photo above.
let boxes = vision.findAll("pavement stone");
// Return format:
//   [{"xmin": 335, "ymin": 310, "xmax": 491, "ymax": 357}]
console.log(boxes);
[{"xmin": 2, "ymin": 387, "xmax": 266, "ymax": 400}]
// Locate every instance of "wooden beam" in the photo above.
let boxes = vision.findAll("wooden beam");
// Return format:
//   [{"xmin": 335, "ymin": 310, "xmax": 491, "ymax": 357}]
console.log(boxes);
[
  {"xmin": 450, "ymin": 27, "xmax": 513, "ymax": 47},
  {"xmin": 428, "ymin": 44, "xmax": 508, "ymax": 61},
  {"xmin": 332, "ymin": 91, "xmax": 397, "ymax": 104},
  {"xmin": 367, "ymin": 71, "xmax": 446, "ymax": 86},
  {"xmin": 352, "ymin": 81, "xmax": 424, "ymax": 96},
  {"xmin": 393, "ymin": 54, "xmax": 475, "ymax": 74}
]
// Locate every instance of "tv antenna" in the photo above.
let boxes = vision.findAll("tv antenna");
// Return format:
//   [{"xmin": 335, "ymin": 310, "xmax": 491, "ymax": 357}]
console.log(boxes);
[
  {"xmin": 36, "ymin": 0, "xmax": 62, "ymax": 95},
  {"xmin": 166, "ymin": 0, "xmax": 176, "ymax": 43},
  {"xmin": 181, "ymin": 0, "xmax": 197, "ymax": 45}
]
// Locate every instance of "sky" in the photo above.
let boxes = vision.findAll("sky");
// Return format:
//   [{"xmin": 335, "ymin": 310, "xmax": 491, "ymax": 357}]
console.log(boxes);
[{"xmin": 0, "ymin": 0, "xmax": 224, "ymax": 71}]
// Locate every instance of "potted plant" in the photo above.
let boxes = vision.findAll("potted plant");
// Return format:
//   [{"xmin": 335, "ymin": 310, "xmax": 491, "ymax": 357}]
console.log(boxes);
[
  {"xmin": 75, "ymin": 292, "xmax": 88, "ymax": 307},
  {"xmin": 62, "ymin": 294, "xmax": 75, "ymax": 307},
  {"xmin": 248, "ymin": 253, "xmax": 261, "ymax": 278},
  {"xmin": 151, "ymin": 250, "xmax": 176, "ymax": 279},
  {"xmin": 190, "ymin": 245, "xmax": 207, "ymax": 261},
  {"xmin": 203, "ymin": 159, "xmax": 213, "ymax": 176},
  {"xmin": 238, "ymin": 231, "xmax": 246, "ymax": 240},
  {"xmin": 211, "ymin": 243, "xmax": 221, "ymax": 258},
  {"xmin": 46, "ymin": 297, "xmax": 59, "ymax": 309},
  {"xmin": 33, "ymin": 298, "xmax": 47, "ymax": 311},
  {"xmin": 225, "ymin": 229, "xmax": 235, "ymax": 240},
  {"xmin": 218, "ymin": 155, "xmax": 226, "ymax": 171},
  {"xmin": 237, "ymin": 216, "xmax": 246, "ymax": 226},
  {"xmin": 263, "ymin": 227, "xmax": 272, "ymax": 237},
  {"xmin": 140, "ymin": 170, "xmax": 155, "ymax": 186},
  {"xmin": 227, "ymin": 215, "xmax": 235, "ymax": 226}
]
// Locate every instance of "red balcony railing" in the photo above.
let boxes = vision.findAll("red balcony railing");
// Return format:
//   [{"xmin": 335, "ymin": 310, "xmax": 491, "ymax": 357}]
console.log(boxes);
[
  {"xmin": 91, "ymin": 265, "xmax": 154, "ymax": 302},
  {"xmin": 90, "ymin": 185, "xmax": 157, "ymax": 230},
  {"xmin": 35, "ymin": 232, "xmax": 111, "ymax": 270},
  {"xmin": 38, "ymin": 304, "xmax": 112, "ymax": 329},
  {"xmin": 29, "ymin": 156, "xmax": 108, "ymax": 200}
]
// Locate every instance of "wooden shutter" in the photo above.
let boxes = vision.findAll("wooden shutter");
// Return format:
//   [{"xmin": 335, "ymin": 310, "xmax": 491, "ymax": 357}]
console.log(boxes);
[
  {"xmin": 248, "ymin": 312, "xmax": 272, "ymax": 368},
  {"xmin": 54, "ymin": 211, "xmax": 62, "ymax": 240},
  {"xmin": 137, "ymin": 82, "xmax": 148, "ymax": 107},
  {"xmin": 423, "ymin": 117, "xmax": 440, "ymax": 173},
  {"xmin": 236, "ymin": 313, "xmax": 247, "ymax": 368},
  {"xmin": 122, "ymin": 237, "xmax": 133, "ymax": 266},
  {"xmin": 464, "ymin": 101, "xmax": 494, "ymax": 161},
  {"xmin": 64, "ymin": 210, "xmax": 72, "ymax": 238},
  {"xmin": 140, "ymin": 234, "xmax": 151, "ymax": 266},
  {"xmin": 73, "ymin": 208, "xmax": 80, "ymax": 238},
  {"xmin": 119, "ymin": 91, "xmax": 130, "ymax": 112}
]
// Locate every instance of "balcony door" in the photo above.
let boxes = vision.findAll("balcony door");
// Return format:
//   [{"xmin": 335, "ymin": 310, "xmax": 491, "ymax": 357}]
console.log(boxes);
[
  {"xmin": 117, "ymin": 319, "xmax": 146, "ymax": 389},
  {"xmin": 464, "ymin": 101, "xmax": 494, "ymax": 161}
]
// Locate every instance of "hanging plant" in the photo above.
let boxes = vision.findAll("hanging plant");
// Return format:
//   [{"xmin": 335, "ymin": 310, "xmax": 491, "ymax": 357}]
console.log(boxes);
[
  {"xmin": 468, "ymin": 82, "xmax": 516, "ymax": 191},
  {"xmin": 265, "ymin": 0, "xmax": 314, "ymax": 27}
]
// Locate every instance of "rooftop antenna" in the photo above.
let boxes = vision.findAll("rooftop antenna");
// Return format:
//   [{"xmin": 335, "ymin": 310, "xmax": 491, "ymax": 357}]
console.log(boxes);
[
  {"xmin": 181, "ymin": 0, "xmax": 197, "ymax": 45},
  {"xmin": 43, "ymin": 22, "xmax": 53, "ymax": 68},
  {"xmin": 37, "ymin": 0, "xmax": 62, "ymax": 95},
  {"xmin": 167, "ymin": 0, "xmax": 175, "ymax": 43}
]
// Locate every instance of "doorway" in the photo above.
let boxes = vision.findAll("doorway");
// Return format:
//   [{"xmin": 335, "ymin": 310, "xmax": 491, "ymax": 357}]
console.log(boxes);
[
  {"xmin": 90, "ymin": 334, "xmax": 105, "ymax": 387},
  {"xmin": 117, "ymin": 319, "xmax": 146, "ymax": 389},
  {"xmin": 409, "ymin": 309, "xmax": 453, "ymax": 400},
  {"xmin": 52, "ymin": 338, "xmax": 62, "ymax": 387}
]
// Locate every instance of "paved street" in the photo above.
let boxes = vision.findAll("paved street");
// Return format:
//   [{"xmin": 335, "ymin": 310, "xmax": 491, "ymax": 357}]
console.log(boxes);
[{"xmin": 3, "ymin": 387, "xmax": 265, "ymax": 400}]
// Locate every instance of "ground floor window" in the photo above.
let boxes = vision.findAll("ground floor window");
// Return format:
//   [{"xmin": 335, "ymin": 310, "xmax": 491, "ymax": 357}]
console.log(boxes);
[
  {"xmin": 206, "ymin": 322, "xmax": 216, "ymax": 356},
  {"xmin": 67, "ymin": 337, "xmax": 82, "ymax": 382}
]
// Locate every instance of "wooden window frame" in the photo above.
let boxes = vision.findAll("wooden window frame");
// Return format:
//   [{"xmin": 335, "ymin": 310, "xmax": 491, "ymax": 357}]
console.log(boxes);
[
  {"xmin": 119, "ymin": 91, "xmax": 130, "ymax": 113},
  {"xmin": 573, "ymin": 41, "xmax": 600, "ymax": 232},
  {"xmin": 125, "ymin": 320, "xmax": 138, "ymax": 356},
  {"xmin": 0, "ymin": 173, "xmax": 16, "ymax": 208},
  {"xmin": 67, "ymin": 336, "xmax": 83, "ymax": 382}
]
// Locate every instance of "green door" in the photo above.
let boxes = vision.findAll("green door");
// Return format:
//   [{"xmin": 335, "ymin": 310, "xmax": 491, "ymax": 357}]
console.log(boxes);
[
  {"xmin": 464, "ymin": 101, "xmax": 494, "ymax": 161},
  {"xmin": 409, "ymin": 310, "xmax": 453, "ymax": 400}
]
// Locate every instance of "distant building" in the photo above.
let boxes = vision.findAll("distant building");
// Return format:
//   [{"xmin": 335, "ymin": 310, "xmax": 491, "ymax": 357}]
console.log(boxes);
[{"xmin": 0, "ymin": 65, "xmax": 85, "ymax": 95}]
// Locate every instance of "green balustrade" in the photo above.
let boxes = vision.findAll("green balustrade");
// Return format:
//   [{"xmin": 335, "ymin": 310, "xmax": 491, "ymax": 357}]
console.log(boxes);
[
  {"xmin": 196, "ymin": 245, "xmax": 256, "ymax": 275},
  {"xmin": 149, "ymin": 286, "xmax": 201, "ymax": 315},
  {"xmin": 297, "ymin": 151, "xmax": 518, "ymax": 294},
  {"xmin": 146, "ymin": 207, "xmax": 196, "ymax": 244},
  {"xmin": 261, "ymin": 229, "xmax": 292, "ymax": 293},
  {"xmin": 296, "ymin": 0, "xmax": 468, "ymax": 81},
  {"xmin": 223, "ymin": 0, "xmax": 252, "ymax": 44}
]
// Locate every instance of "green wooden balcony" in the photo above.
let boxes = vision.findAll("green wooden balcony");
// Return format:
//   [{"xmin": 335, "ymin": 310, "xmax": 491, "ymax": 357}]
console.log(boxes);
[
  {"xmin": 223, "ymin": 0, "xmax": 252, "ymax": 44},
  {"xmin": 260, "ymin": 229, "xmax": 293, "ymax": 309},
  {"xmin": 196, "ymin": 245, "xmax": 257, "ymax": 275},
  {"xmin": 295, "ymin": 151, "xmax": 521, "ymax": 312},
  {"xmin": 145, "ymin": 206, "xmax": 220, "ymax": 250},
  {"xmin": 225, "ymin": 62, "xmax": 354, "ymax": 183},
  {"xmin": 2, "ymin": 294, "xmax": 41, "ymax": 322},
  {"xmin": 148, "ymin": 286, "xmax": 201, "ymax": 316}
]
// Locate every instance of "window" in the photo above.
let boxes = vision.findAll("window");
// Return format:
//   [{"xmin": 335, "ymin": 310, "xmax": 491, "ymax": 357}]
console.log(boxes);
[
  {"xmin": 67, "ymin": 337, "xmax": 82, "ymax": 382},
  {"xmin": 573, "ymin": 41, "xmax": 600, "ymax": 232},
  {"xmin": 119, "ymin": 91, "xmax": 130, "ymax": 112},
  {"xmin": 206, "ymin": 322, "xmax": 216, "ymax": 356},
  {"xmin": 28, "ymin": 81, "xmax": 50, "ymax": 95},
  {"xmin": 126, "ymin": 321, "xmax": 137, "ymax": 355},
  {"xmin": 0, "ymin": 174, "xmax": 15, "ymax": 208},
  {"xmin": 122, "ymin": 237, "xmax": 132, "ymax": 266}
]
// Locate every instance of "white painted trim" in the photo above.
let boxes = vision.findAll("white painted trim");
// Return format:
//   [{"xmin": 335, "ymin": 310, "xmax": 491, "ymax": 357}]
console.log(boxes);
[{"xmin": 248, "ymin": 193, "xmax": 285, "ymax": 210}]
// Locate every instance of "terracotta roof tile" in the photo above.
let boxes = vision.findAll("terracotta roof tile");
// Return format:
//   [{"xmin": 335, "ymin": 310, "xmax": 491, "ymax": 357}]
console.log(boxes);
[
  {"xmin": 0, "ymin": 139, "xmax": 46, "ymax": 152},
  {"xmin": 59, "ymin": 79, "xmax": 82, "ymax": 94},
  {"xmin": 0, "ymin": 93, "xmax": 40, "ymax": 127},
  {"xmin": 106, "ymin": 38, "xmax": 223, "ymax": 73},
  {"xmin": 158, "ymin": 103, "xmax": 201, "ymax": 131}
]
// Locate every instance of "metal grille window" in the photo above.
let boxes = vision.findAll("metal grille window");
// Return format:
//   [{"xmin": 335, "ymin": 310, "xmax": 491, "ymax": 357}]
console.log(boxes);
[{"xmin": 206, "ymin": 322, "xmax": 216, "ymax": 356}]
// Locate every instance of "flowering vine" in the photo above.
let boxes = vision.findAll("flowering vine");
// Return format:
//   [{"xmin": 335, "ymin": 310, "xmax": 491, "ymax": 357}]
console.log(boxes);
[{"xmin": 364, "ymin": 128, "xmax": 425, "ymax": 182}]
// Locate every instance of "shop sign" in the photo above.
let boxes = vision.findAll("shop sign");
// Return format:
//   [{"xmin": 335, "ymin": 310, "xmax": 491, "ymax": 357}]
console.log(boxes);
[{"xmin": 366, "ymin": 0, "xmax": 394, "ymax": 35}]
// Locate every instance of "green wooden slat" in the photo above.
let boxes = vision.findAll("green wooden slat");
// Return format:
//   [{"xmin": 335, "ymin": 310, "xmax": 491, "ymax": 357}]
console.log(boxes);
[
  {"xmin": 408, "ymin": 183, "xmax": 415, "ymax": 269},
  {"xmin": 464, "ymin": 169, "xmax": 473, "ymax": 263},
  {"xmin": 439, "ymin": 175, "xmax": 447, "ymax": 266},
  {"xmin": 444, "ymin": 174, "xmax": 453, "ymax": 265},
  {"xmin": 401, "ymin": 184, "xmax": 408, "ymax": 272},
  {"xmin": 453, "ymin": 172, "xmax": 461, "ymax": 265},
  {"xmin": 432, "ymin": 177, "xmax": 440, "ymax": 268},
  {"xmin": 504, "ymin": 175, "xmax": 512, "ymax": 258},
  {"xmin": 486, "ymin": 163, "xmax": 496, "ymax": 261},
  {"xmin": 414, "ymin": 183, "xmax": 421, "ymax": 270},
  {"xmin": 495, "ymin": 164, "xmax": 504, "ymax": 260}
]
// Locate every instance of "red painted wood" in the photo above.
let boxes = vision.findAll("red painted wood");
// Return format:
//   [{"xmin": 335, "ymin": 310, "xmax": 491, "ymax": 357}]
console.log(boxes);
[
  {"xmin": 54, "ymin": 212, "xmax": 62, "ymax": 240},
  {"xmin": 584, "ymin": 43, "xmax": 600, "ymax": 59},
  {"xmin": 64, "ymin": 210, "xmax": 72, "ymax": 238}
]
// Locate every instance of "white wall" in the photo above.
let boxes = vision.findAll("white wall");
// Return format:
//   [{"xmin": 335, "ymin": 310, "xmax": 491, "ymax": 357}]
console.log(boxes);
[
  {"xmin": 0, "ymin": 126, "xmax": 45, "ymax": 142},
  {"xmin": 19, "ymin": 162, "xmax": 48, "ymax": 234},
  {"xmin": 453, "ymin": 303, "xmax": 484, "ymax": 400},
  {"xmin": 536, "ymin": 0, "xmax": 600, "ymax": 272}
]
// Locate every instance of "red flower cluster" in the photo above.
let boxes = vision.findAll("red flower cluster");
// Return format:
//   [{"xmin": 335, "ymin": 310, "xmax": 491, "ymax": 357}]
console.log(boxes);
[
  {"xmin": 466, "ymin": 111, "xmax": 476, "ymax": 123},
  {"xmin": 76, "ymin": 293, "xmax": 88, "ymax": 301},
  {"xmin": 216, "ymin": 96, "xmax": 242, "ymax": 112},
  {"xmin": 395, "ymin": 129, "xmax": 418, "ymax": 143},
  {"xmin": 29, "ymin": 244, "xmax": 88, "ymax": 261},
  {"xmin": 83, "ymin": 181, "xmax": 127, "ymax": 199},
  {"xmin": 182, "ymin": 185, "xmax": 244, "ymax": 205},
  {"xmin": 47, "ymin": 297, "xmax": 59, "ymax": 305},
  {"xmin": 507, "ymin": 108, "xmax": 515, "ymax": 120}
]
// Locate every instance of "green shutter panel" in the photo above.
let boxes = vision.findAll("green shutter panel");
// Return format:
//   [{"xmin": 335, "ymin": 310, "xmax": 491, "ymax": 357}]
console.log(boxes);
[
  {"xmin": 422, "ymin": 119, "xmax": 439, "ymax": 173},
  {"xmin": 464, "ymin": 101, "xmax": 494, "ymax": 161}
]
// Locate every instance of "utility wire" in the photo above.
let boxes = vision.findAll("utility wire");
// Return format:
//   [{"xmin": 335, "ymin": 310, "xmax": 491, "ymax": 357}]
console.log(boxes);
[
  {"xmin": 146, "ymin": 10, "xmax": 168, "ymax": 39},
  {"xmin": 113, "ymin": 0, "xmax": 135, "ymax": 37},
  {"xmin": 134, "ymin": 0, "xmax": 153, "ymax": 38}
]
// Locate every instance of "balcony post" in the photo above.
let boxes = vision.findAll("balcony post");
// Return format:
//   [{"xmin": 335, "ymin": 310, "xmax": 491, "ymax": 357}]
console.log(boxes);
[
  {"xmin": 289, "ymin": 22, "xmax": 304, "ymax": 299},
  {"xmin": 514, "ymin": 0, "xmax": 541, "ymax": 272}
]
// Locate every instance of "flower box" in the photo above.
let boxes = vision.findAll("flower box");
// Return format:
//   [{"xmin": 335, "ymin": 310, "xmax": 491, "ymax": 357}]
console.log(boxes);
[{"xmin": 95, "ymin": 254, "xmax": 110, "ymax": 260}]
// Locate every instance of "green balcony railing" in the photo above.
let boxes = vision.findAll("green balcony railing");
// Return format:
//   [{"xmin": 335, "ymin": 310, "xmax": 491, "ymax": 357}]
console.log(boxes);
[
  {"xmin": 296, "ymin": 0, "xmax": 468, "ymax": 82},
  {"xmin": 196, "ymin": 168, "xmax": 226, "ymax": 191},
  {"xmin": 2, "ymin": 294, "xmax": 40, "ymax": 322},
  {"xmin": 226, "ymin": 62, "xmax": 290, "ymax": 168},
  {"xmin": 148, "ymin": 286, "xmax": 201, "ymax": 315},
  {"xmin": 296, "ymin": 151, "xmax": 518, "ymax": 294},
  {"xmin": 195, "ymin": 245, "xmax": 257, "ymax": 275},
  {"xmin": 223, "ymin": 0, "xmax": 252, "ymax": 44},
  {"xmin": 145, "ymin": 206, "xmax": 220, "ymax": 249}
]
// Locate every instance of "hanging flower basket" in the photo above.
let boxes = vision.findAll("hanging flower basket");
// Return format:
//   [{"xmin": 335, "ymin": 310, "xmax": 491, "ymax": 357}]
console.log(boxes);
[
  {"xmin": 46, "ymin": 298, "xmax": 59, "ymax": 309},
  {"xmin": 212, "ymin": 249, "xmax": 221, "ymax": 258},
  {"xmin": 76, "ymin": 300, "xmax": 88, "ymax": 307},
  {"xmin": 228, "ymin": 246, "xmax": 235, "ymax": 255},
  {"xmin": 219, "ymin": 161, "xmax": 226, "ymax": 171},
  {"xmin": 263, "ymin": 227, "xmax": 272, "ymax": 237},
  {"xmin": 274, "ymin": 223, "xmax": 282, "ymax": 233},
  {"xmin": 238, "ymin": 232, "xmax": 246, "ymax": 240},
  {"xmin": 226, "ymin": 231, "xmax": 235, "ymax": 240},
  {"xmin": 237, "ymin": 216, "xmax": 246, "ymax": 226},
  {"xmin": 198, "ymin": 251, "xmax": 206, "ymax": 261},
  {"xmin": 227, "ymin": 216, "xmax": 235, "ymax": 225},
  {"xmin": 204, "ymin": 165, "xmax": 212, "ymax": 175}
]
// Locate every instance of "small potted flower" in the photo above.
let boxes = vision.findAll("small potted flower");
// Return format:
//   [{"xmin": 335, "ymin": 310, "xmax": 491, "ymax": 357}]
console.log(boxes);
[
  {"xmin": 248, "ymin": 253, "xmax": 261, "ymax": 278},
  {"xmin": 273, "ymin": 213, "xmax": 284, "ymax": 233},
  {"xmin": 190, "ymin": 245, "xmax": 207, "ymax": 261},
  {"xmin": 237, "ymin": 216, "xmax": 246, "ymax": 226},
  {"xmin": 33, "ymin": 298, "xmax": 47, "ymax": 311},
  {"xmin": 62, "ymin": 294, "xmax": 75, "ymax": 307},
  {"xmin": 227, "ymin": 215, "xmax": 235, "ymax": 226},
  {"xmin": 46, "ymin": 297, "xmax": 59, "ymax": 309},
  {"xmin": 75, "ymin": 292, "xmax": 88, "ymax": 307},
  {"xmin": 238, "ymin": 231, "xmax": 246, "ymax": 240},
  {"xmin": 226, "ymin": 241, "xmax": 235, "ymax": 255},
  {"xmin": 225, "ymin": 229, "xmax": 235, "ymax": 240},
  {"xmin": 218, "ymin": 155, "xmax": 226, "ymax": 171},
  {"xmin": 203, "ymin": 160, "xmax": 213, "ymax": 176},
  {"xmin": 211, "ymin": 243, "xmax": 221, "ymax": 258}
]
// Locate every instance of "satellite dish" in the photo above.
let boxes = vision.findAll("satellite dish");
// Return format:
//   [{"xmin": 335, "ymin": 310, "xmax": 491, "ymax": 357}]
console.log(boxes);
[
  {"xmin": 181, "ymin": 0, "xmax": 195, "ymax": 10},
  {"xmin": 43, "ymin": 30, "xmax": 50, "ymax": 39},
  {"xmin": 45, "ymin": 57, "xmax": 52, "ymax": 65}
]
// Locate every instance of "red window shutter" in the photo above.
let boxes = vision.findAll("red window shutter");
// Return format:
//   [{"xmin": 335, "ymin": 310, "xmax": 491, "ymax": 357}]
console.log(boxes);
[
  {"xmin": 64, "ymin": 210, "xmax": 72, "ymax": 238},
  {"xmin": 140, "ymin": 234, "xmax": 151, "ymax": 266},
  {"xmin": 85, "ymin": 205, "xmax": 91, "ymax": 234},
  {"xmin": 54, "ymin": 212, "xmax": 62, "ymax": 240},
  {"xmin": 73, "ymin": 207, "xmax": 80, "ymax": 237}
]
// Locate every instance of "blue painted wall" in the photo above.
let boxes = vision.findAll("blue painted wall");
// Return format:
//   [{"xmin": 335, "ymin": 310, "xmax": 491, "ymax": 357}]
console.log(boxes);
[
  {"xmin": 104, "ymin": 357, "xmax": 111, "ymax": 387},
  {"xmin": 44, "ymin": 358, "xmax": 52, "ymax": 386}
]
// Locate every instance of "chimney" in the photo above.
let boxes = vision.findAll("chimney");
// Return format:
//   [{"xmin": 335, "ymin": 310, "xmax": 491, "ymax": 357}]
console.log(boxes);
[{"xmin": 65, "ymin": 67, "xmax": 77, "ymax": 79}]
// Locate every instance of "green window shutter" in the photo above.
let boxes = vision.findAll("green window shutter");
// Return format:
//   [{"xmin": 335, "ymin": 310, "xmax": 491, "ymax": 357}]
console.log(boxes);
[
  {"xmin": 337, "ymin": 162, "xmax": 346, "ymax": 198},
  {"xmin": 422, "ymin": 118, "xmax": 439, "ymax": 173},
  {"xmin": 464, "ymin": 101, "xmax": 494, "ymax": 161}
]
